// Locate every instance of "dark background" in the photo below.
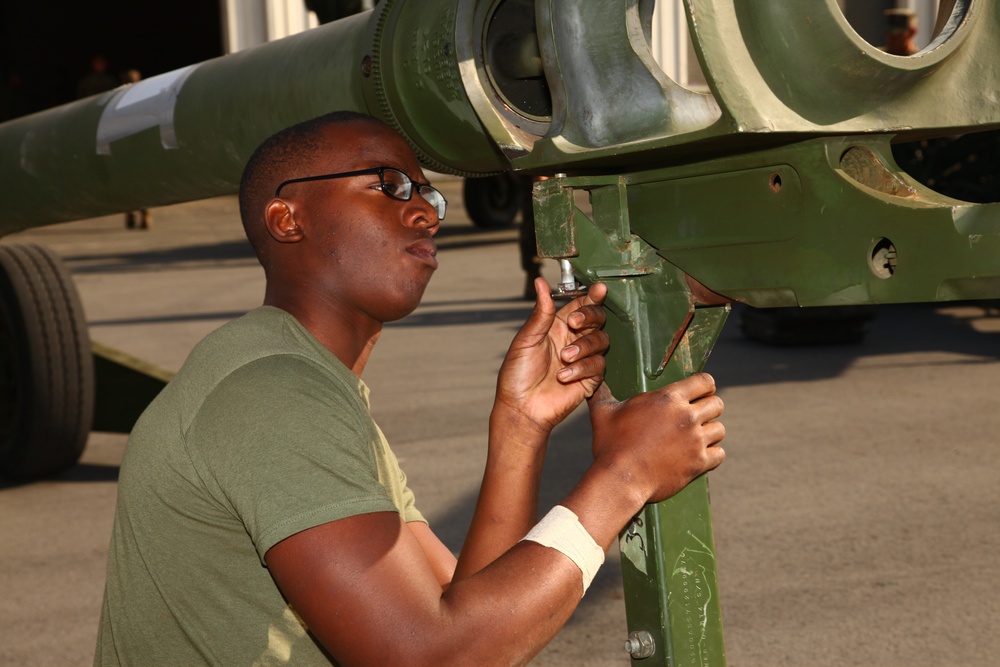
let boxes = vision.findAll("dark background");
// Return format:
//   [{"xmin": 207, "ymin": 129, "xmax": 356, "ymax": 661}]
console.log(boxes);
[{"xmin": 0, "ymin": 0, "xmax": 223, "ymax": 118}]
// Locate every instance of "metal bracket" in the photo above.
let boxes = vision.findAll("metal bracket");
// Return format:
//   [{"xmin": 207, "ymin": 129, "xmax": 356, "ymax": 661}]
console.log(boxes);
[{"xmin": 532, "ymin": 172, "xmax": 732, "ymax": 666}]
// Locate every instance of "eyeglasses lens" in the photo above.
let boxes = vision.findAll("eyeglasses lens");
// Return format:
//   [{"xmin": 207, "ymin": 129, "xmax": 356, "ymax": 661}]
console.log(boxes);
[
  {"xmin": 382, "ymin": 169, "xmax": 446, "ymax": 220},
  {"xmin": 380, "ymin": 169, "xmax": 411, "ymax": 200},
  {"xmin": 418, "ymin": 186, "xmax": 447, "ymax": 221}
]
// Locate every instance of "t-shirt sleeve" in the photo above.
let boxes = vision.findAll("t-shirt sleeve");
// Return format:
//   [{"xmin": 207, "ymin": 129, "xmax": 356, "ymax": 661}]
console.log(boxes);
[
  {"xmin": 397, "ymin": 465, "xmax": 425, "ymax": 524},
  {"xmin": 186, "ymin": 355, "xmax": 400, "ymax": 561}
]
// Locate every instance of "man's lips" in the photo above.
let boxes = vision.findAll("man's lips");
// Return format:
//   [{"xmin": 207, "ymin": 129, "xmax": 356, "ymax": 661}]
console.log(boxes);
[{"xmin": 406, "ymin": 238, "xmax": 438, "ymax": 269}]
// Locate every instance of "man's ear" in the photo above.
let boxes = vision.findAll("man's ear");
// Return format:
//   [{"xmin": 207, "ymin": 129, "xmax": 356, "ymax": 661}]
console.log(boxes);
[{"xmin": 264, "ymin": 199, "xmax": 305, "ymax": 243}]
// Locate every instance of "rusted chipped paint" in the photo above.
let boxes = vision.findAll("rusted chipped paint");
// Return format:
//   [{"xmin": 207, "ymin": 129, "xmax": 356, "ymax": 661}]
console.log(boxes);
[{"xmin": 840, "ymin": 145, "xmax": 918, "ymax": 198}]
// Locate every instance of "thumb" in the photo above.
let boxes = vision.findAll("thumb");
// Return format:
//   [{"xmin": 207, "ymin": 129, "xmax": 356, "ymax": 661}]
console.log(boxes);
[{"xmin": 513, "ymin": 277, "xmax": 557, "ymax": 345}]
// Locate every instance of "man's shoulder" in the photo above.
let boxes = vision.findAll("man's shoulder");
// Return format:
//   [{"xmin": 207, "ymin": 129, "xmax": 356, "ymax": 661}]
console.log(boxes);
[
  {"xmin": 184, "ymin": 306, "xmax": 350, "ymax": 382},
  {"xmin": 193, "ymin": 306, "xmax": 322, "ymax": 358},
  {"xmin": 139, "ymin": 306, "xmax": 360, "ymax": 432}
]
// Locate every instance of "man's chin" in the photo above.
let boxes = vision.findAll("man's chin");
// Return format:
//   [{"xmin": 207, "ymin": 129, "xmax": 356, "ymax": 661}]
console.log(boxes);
[{"xmin": 379, "ymin": 286, "xmax": 429, "ymax": 324}]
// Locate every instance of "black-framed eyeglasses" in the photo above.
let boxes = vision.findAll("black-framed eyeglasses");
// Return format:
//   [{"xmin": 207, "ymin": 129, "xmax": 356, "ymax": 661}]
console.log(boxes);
[{"xmin": 274, "ymin": 166, "xmax": 447, "ymax": 221}]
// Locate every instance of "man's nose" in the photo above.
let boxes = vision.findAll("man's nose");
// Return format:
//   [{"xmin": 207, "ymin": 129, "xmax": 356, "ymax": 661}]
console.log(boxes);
[{"xmin": 403, "ymin": 196, "xmax": 440, "ymax": 235}]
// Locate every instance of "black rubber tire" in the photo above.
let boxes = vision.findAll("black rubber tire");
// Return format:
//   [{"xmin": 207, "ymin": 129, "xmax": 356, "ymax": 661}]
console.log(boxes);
[
  {"xmin": 463, "ymin": 174, "xmax": 521, "ymax": 229},
  {"xmin": 0, "ymin": 243, "xmax": 94, "ymax": 479}
]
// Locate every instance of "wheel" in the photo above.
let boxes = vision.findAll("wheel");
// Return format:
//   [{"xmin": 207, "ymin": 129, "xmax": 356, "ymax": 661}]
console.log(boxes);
[
  {"xmin": 0, "ymin": 243, "xmax": 94, "ymax": 479},
  {"xmin": 463, "ymin": 173, "xmax": 522, "ymax": 229},
  {"xmin": 739, "ymin": 305, "xmax": 878, "ymax": 346}
]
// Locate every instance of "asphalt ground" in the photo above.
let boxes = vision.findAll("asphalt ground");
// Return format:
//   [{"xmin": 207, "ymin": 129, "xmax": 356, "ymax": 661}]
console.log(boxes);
[{"xmin": 1, "ymin": 177, "xmax": 998, "ymax": 666}]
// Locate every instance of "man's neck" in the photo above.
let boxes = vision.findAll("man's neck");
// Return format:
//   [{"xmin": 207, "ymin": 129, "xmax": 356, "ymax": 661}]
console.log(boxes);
[{"xmin": 263, "ymin": 290, "xmax": 382, "ymax": 377}]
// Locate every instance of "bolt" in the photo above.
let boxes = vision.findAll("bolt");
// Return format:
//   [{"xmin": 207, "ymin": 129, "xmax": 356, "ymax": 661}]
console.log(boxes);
[
  {"xmin": 558, "ymin": 259, "xmax": 576, "ymax": 288},
  {"xmin": 554, "ymin": 173, "xmax": 573, "ymax": 293},
  {"xmin": 552, "ymin": 259, "xmax": 588, "ymax": 298},
  {"xmin": 623, "ymin": 630, "xmax": 655, "ymax": 659}
]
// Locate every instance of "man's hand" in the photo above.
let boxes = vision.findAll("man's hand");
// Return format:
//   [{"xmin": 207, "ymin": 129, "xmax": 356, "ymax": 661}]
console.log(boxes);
[
  {"xmin": 457, "ymin": 279, "xmax": 608, "ymax": 578},
  {"xmin": 493, "ymin": 278, "xmax": 610, "ymax": 435},
  {"xmin": 586, "ymin": 373, "xmax": 726, "ymax": 508}
]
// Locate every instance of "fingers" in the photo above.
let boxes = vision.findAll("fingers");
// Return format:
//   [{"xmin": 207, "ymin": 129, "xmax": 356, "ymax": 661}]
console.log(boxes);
[
  {"xmin": 559, "ymin": 282, "xmax": 608, "ymax": 328},
  {"xmin": 701, "ymin": 442, "xmax": 726, "ymax": 473},
  {"xmin": 517, "ymin": 277, "xmax": 602, "ymax": 345},
  {"xmin": 566, "ymin": 304, "xmax": 606, "ymax": 333},
  {"xmin": 557, "ymin": 284, "xmax": 608, "ymax": 379},
  {"xmin": 556, "ymin": 351, "xmax": 606, "ymax": 383},
  {"xmin": 583, "ymin": 281, "xmax": 608, "ymax": 306},
  {"xmin": 690, "ymin": 400, "xmax": 726, "ymax": 478},
  {"xmin": 703, "ymin": 420, "xmax": 726, "ymax": 448},
  {"xmin": 692, "ymin": 393, "xmax": 724, "ymax": 426},
  {"xmin": 560, "ymin": 329, "xmax": 610, "ymax": 364},
  {"xmin": 664, "ymin": 375, "xmax": 723, "ymax": 439},
  {"xmin": 664, "ymin": 372, "xmax": 717, "ymax": 402}
]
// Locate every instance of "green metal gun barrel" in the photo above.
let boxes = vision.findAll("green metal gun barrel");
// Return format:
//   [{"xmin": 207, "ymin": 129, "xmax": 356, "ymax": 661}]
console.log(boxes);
[{"xmin": 0, "ymin": 5, "xmax": 507, "ymax": 233}]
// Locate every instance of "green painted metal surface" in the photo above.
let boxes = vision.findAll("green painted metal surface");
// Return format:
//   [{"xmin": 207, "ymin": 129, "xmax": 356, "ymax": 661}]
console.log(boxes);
[
  {"xmin": 3, "ymin": 0, "xmax": 1000, "ymax": 663},
  {"xmin": 539, "ymin": 173, "xmax": 731, "ymax": 665},
  {"xmin": 624, "ymin": 136, "xmax": 1000, "ymax": 308}
]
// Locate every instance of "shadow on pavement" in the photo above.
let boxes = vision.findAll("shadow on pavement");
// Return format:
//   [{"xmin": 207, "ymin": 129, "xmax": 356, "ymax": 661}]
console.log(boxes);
[
  {"xmin": 62, "ymin": 240, "xmax": 257, "ymax": 273},
  {"xmin": 0, "ymin": 462, "xmax": 120, "ymax": 489},
  {"xmin": 56, "ymin": 462, "xmax": 121, "ymax": 483},
  {"xmin": 89, "ymin": 311, "xmax": 252, "ymax": 327},
  {"xmin": 713, "ymin": 302, "xmax": 1000, "ymax": 387}
]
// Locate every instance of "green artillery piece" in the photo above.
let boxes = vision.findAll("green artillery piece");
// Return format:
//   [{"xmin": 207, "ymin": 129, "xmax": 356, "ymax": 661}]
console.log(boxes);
[{"xmin": 1, "ymin": 1, "xmax": 997, "ymax": 664}]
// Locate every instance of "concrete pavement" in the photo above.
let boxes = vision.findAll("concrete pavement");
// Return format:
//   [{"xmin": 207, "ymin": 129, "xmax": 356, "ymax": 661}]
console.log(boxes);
[{"xmin": 1, "ymin": 179, "xmax": 998, "ymax": 666}]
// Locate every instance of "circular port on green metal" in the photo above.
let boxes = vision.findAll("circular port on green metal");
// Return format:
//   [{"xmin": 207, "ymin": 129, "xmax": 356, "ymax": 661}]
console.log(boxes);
[
  {"xmin": 483, "ymin": 0, "xmax": 552, "ymax": 122},
  {"xmin": 836, "ymin": 1, "xmax": 970, "ymax": 57},
  {"xmin": 769, "ymin": 172, "xmax": 783, "ymax": 193},
  {"xmin": 870, "ymin": 238, "xmax": 897, "ymax": 279}
]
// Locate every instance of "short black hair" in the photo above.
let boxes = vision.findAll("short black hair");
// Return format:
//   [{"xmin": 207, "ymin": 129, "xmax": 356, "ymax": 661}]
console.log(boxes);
[{"xmin": 238, "ymin": 110, "xmax": 386, "ymax": 266}]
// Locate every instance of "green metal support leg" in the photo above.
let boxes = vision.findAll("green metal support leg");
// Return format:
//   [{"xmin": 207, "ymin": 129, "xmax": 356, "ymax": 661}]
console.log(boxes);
[
  {"xmin": 535, "ymin": 176, "xmax": 731, "ymax": 666},
  {"xmin": 615, "ymin": 307, "xmax": 730, "ymax": 667}
]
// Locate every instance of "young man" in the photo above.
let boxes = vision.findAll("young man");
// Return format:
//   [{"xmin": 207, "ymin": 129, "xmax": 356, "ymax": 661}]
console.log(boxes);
[{"xmin": 96, "ymin": 111, "xmax": 726, "ymax": 665}]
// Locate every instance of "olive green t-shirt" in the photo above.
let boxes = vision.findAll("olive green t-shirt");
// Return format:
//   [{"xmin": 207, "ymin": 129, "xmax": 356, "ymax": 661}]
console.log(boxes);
[{"xmin": 95, "ymin": 306, "xmax": 423, "ymax": 666}]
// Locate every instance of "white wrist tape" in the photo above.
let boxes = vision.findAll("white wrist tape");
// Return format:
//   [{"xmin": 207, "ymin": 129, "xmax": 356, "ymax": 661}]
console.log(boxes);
[{"xmin": 521, "ymin": 505, "xmax": 605, "ymax": 595}]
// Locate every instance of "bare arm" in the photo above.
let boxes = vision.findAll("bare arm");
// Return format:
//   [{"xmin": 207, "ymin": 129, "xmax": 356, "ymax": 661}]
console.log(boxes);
[
  {"xmin": 408, "ymin": 521, "xmax": 458, "ymax": 591},
  {"xmin": 268, "ymin": 488, "xmax": 619, "ymax": 666},
  {"xmin": 454, "ymin": 279, "xmax": 610, "ymax": 580},
  {"xmin": 266, "ymin": 373, "xmax": 726, "ymax": 666}
]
